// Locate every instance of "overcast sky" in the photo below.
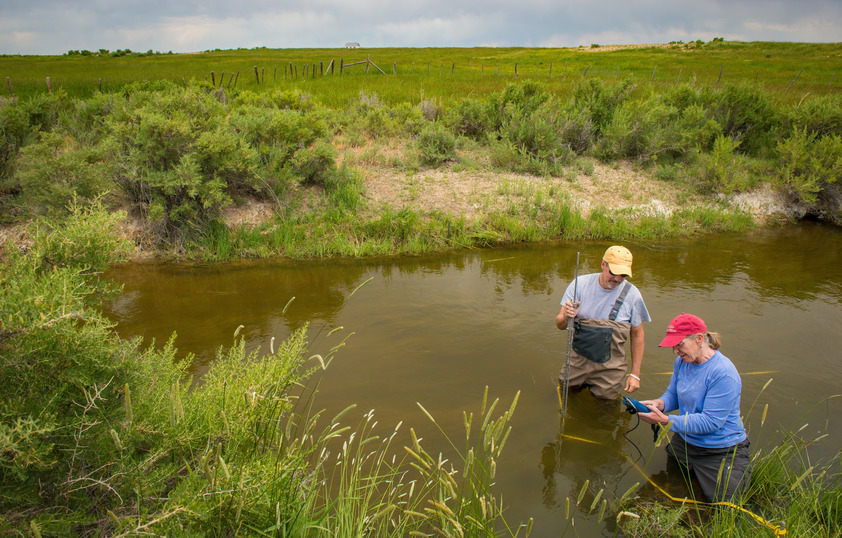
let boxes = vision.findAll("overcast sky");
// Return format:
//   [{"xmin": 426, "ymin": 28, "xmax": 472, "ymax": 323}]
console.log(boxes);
[{"xmin": 1, "ymin": 0, "xmax": 839, "ymax": 55}]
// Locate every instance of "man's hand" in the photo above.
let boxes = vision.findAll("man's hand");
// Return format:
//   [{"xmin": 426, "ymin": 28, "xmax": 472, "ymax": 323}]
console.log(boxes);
[
  {"xmin": 561, "ymin": 300, "xmax": 580, "ymax": 319},
  {"xmin": 555, "ymin": 301, "xmax": 580, "ymax": 330}
]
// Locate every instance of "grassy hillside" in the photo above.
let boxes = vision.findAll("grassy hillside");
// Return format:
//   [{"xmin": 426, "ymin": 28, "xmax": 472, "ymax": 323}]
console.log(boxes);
[{"xmin": 2, "ymin": 41, "xmax": 841, "ymax": 105}]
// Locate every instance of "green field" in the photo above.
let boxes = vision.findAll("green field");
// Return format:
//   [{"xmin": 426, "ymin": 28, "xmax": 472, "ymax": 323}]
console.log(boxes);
[{"xmin": 3, "ymin": 41, "xmax": 841, "ymax": 105}]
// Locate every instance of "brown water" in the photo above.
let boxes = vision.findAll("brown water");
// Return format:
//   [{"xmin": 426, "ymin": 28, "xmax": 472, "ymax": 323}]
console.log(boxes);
[{"xmin": 103, "ymin": 223, "xmax": 842, "ymax": 536}]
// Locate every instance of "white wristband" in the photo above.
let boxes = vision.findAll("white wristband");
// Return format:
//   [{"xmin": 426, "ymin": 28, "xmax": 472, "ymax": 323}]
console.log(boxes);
[{"xmin": 629, "ymin": 374, "xmax": 640, "ymax": 381}]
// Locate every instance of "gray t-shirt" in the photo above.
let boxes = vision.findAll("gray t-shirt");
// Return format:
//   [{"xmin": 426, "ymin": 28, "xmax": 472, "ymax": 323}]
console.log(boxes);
[{"xmin": 560, "ymin": 272, "xmax": 650, "ymax": 327}]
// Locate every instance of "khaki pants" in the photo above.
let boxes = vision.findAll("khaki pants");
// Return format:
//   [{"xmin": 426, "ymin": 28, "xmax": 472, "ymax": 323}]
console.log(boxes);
[{"xmin": 559, "ymin": 318, "xmax": 630, "ymax": 400}]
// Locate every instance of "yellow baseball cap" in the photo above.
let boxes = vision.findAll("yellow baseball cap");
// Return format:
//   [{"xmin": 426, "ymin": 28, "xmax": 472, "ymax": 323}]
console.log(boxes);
[{"xmin": 603, "ymin": 245, "xmax": 633, "ymax": 277}]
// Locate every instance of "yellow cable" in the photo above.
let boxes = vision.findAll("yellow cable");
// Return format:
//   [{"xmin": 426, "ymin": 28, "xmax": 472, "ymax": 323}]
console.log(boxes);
[{"xmin": 556, "ymin": 433, "xmax": 787, "ymax": 536}]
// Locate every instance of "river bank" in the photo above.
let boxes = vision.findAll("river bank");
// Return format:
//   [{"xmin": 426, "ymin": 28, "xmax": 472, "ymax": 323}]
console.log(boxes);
[
  {"xmin": 0, "ymin": 157, "xmax": 802, "ymax": 263},
  {"xmin": 148, "ymin": 156, "xmax": 804, "ymax": 261}
]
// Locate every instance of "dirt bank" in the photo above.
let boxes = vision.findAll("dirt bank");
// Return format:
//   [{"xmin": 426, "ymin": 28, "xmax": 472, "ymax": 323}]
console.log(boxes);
[{"xmin": 1, "ymin": 158, "xmax": 798, "ymax": 261}]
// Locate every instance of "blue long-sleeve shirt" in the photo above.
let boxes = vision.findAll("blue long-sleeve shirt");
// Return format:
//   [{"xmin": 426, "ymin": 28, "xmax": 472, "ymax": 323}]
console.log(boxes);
[{"xmin": 658, "ymin": 350, "xmax": 747, "ymax": 448}]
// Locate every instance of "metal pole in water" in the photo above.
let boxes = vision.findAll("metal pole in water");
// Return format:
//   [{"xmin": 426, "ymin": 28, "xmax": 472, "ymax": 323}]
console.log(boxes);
[{"xmin": 560, "ymin": 251, "xmax": 579, "ymax": 431}]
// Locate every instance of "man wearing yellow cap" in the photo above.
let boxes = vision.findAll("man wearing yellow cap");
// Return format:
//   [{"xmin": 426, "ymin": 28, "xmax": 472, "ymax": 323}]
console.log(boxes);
[{"xmin": 554, "ymin": 246, "xmax": 650, "ymax": 400}]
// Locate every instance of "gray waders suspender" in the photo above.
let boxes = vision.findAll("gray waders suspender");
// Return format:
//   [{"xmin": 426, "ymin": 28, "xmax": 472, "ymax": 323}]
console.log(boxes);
[{"xmin": 608, "ymin": 282, "xmax": 632, "ymax": 322}]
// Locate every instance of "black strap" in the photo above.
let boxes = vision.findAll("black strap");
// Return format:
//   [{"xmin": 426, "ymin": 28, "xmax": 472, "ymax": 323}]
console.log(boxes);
[{"xmin": 608, "ymin": 282, "xmax": 632, "ymax": 322}]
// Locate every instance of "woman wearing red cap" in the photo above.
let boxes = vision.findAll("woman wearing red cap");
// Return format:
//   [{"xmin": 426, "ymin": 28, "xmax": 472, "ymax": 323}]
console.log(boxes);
[{"xmin": 638, "ymin": 313, "xmax": 752, "ymax": 503}]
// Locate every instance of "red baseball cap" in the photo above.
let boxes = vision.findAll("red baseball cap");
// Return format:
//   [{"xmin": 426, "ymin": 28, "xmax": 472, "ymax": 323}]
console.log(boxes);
[{"xmin": 658, "ymin": 313, "xmax": 707, "ymax": 347}]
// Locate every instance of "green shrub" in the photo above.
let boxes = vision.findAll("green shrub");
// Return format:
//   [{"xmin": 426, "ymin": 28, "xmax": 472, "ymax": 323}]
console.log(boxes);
[
  {"xmin": 704, "ymin": 83, "xmax": 780, "ymax": 156},
  {"xmin": 62, "ymin": 92, "xmax": 123, "ymax": 144},
  {"xmin": 19, "ymin": 90, "xmax": 73, "ymax": 133},
  {"xmin": 556, "ymin": 105, "xmax": 595, "ymax": 155},
  {"xmin": 663, "ymin": 84, "xmax": 704, "ymax": 112},
  {"xmin": 697, "ymin": 134, "xmax": 758, "ymax": 193},
  {"xmin": 291, "ymin": 138, "xmax": 338, "ymax": 184},
  {"xmin": 0, "ymin": 201, "xmax": 133, "ymax": 508},
  {"xmin": 784, "ymin": 95, "xmax": 842, "ymax": 138},
  {"xmin": 596, "ymin": 96, "xmax": 676, "ymax": 161},
  {"xmin": 390, "ymin": 101, "xmax": 426, "ymax": 135},
  {"xmin": 0, "ymin": 98, "xmax": 33, "ymax": 184},
  {"xmin": 494, "ymin": 100, "xmax": 575, "ymax": 175},
  {"xmin": 0, "ymin": 99, "xmax": 34, "ymax": 222},
  {"xmin": 488, "ymin": 80, "xmax": 551, "ymax": 130},
  {"xmin": 444, "ymin": 98, "xmax": 493, "ymax": 140},
  {"xmin": 228, "ymin": 105, "xmax": 332, "ymax": 185},
  {"xmin": 14, "ymin": 131, "xmax": 109, "ymax": 216},
  {"xmin": 776, "ymin": 127, "xmax": 842, "ymax": 207},
  {"xmin": 416, "ymin": 121, "xmax": 457, "ymax": 166},
  {"xmin": 103, "ymin": 84, "xmax": 270, "ymax": 238},
  {"xmin": 597, "ymin": 94, "xmax": 721, "ymax": 162},
  {"xmin": 572, "ymin": 78, "xmax": 636, "ymax": 137}
]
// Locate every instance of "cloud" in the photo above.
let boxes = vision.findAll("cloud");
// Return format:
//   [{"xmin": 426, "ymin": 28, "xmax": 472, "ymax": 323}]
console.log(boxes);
[{"xmin": 0, "ymin": 0, "xmax": 839, "ymax": 55}]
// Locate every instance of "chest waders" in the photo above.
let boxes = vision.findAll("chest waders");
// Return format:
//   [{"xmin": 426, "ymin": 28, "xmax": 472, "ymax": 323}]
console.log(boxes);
[{"xmin": 561, "ymin": 282, "xmax": 632, "ymax": 400}]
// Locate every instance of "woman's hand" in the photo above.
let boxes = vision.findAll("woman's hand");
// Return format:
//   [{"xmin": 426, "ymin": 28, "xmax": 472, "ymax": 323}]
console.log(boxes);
[
  {"xmin": 637, "ymin": 399, "xmax": 668, "ymax": 425},
  {"xmin": 639, "ymin": 398, "xmax": 664, "ymax": 412}
]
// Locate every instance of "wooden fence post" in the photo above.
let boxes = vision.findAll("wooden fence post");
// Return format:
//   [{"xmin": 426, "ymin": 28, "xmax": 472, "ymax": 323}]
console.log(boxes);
[
  {"xmin": 6, "ymin": 77, "xmax": 13, "ymax": 98},
  {"xmin": 583, "ymin": 64, "xmax": 590, "ymax": 77},
  {"xmin": 254, "ymin": 66, "xmax": 259, "ymax": 84},
  {"xmin": 790, "ymin": 67, "xmax": 804, "ymax": 86},
  {"xmin": 261, "ymin": 67, "xmax": 264, "ymax": 83},
  {"xmin": 46, "ymin": 77, "xmax": 52, "ymax": 94},
  {"xmin": 274, "ymin": 66, "xmax": 277, "ymax": 82},
  {"xmin": 211, "ymin": 71, "xmax": 215, "ymax": 86},
  {"xmin": 98, "ymin": 77, "xmax": 102, "ymax": 91},
  {"xmin": 514, "ymin": 62, "xmax": 518, "ymax": 77},
  {"xmin": 393, "ymin": 61, "xmax": 396, "ymax": 74},
  {"xmin": 717, "ymin": 64, "xmax": 723, "ymax": 84},
  {"xmin": 548, "ymin": 61, "xmax": 552, "ymax": 78},
  {"xmin": 451, "ymin": 62, "xmax": 454, "ymax": 75},
  {"xmin": 651, "ymin": 65, "xmax": 656, "ymax": 81},
  {"xmin": 677, "ymin": 68, "xmax": 682, "ymax": 83},
  {"xmin": 220, "ymin": 73, "xmax": 225, "ymax": 88}
]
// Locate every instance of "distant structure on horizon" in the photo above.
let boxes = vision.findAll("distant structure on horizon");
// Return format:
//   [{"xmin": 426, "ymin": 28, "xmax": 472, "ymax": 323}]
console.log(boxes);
[{"xmin": 345, "ymin": 42, "xmax": 360, "ymax": 49}]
